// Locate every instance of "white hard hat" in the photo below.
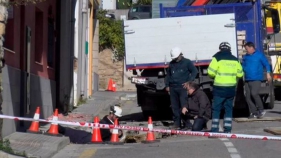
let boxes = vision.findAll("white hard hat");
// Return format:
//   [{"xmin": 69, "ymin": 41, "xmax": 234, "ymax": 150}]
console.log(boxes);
[
  {"xmin": 170, "ymin": 47, "xmax": 182, "ymax": 59},
  {"xmin": 111, "ymin": 106, "xmax": 122, "ymax": 117}
]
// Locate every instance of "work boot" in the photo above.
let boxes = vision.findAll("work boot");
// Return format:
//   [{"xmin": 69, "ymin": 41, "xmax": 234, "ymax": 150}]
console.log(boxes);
[
  {"xmin": 180, "ymin": 126, "xmax": 192, "ymax": 131},
  {"xmin": 257, "ymin": 110, "xmax": 266, "ymax": 119},
  {"xmin": 170, "ymin": 124, "xmax": 180, "ymax": 130},
  {"xmin": 248, "ymin": 113, "xmax": 257, "ymax": 119}
]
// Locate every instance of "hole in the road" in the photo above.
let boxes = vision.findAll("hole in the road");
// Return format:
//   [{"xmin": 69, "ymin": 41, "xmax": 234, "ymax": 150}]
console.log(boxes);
[{"xmin": 123, "ymin": 121, "xmax": 174, "ymax": 144}]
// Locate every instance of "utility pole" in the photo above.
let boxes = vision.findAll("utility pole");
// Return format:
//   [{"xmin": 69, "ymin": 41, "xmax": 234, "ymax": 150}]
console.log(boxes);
[
  {"xmin": 81, "ymin": 0, "xmax": 88, "ymax": 98},
  {"xmin": 77, "ymin": 0, "xmax": 82, "ymax": 101},
  {"xmin": 77, "ymin": 0, "xmax": 89, "ymax": 101}
]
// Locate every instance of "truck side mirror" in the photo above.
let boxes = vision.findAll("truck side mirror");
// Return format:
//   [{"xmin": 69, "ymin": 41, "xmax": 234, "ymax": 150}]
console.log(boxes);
[{"xmin": 271, "ymin": 9, "xmax": 280, "ymax": 33}]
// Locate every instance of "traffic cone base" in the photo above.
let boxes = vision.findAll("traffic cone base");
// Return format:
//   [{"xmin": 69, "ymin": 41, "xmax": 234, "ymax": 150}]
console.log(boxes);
[
  {"xmin": 27, "ymin": 129, "xmax": 42, "ymax": 134},
  {"xmin": 90, "ymin": 116, "xmax": 105, "ymax": 144},
  {"xmin": 106, "ymin": 119, "xmax": 124, "ymax": 145},
  {"xmin": 141, "ymin": 137, "xmax": 160, "ymax": 144},
  {"xmin": 44, "ymin": 109, "xmax": 62, "ymax": 136},
  {"xmin": 27, "ymin": 107, "xmax": 42, "ymax": 134},
  {"xmin": 141, "ymin": 116, "xmax": 160, "ymax": 144}
]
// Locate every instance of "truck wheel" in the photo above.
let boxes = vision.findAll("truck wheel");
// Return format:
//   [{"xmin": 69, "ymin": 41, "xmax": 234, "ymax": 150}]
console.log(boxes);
[
  {"xmin": 265, "ymin": 81, "xmax": 275, "ymax": 109},
  {"xmin": 268, "ymin": 87, "xmax": 275, "ymax": 109}
]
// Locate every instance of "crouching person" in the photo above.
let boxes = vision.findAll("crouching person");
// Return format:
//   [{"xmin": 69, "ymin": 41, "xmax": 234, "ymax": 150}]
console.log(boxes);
[
  {"xmin": 181, "ymin": 82, "xmax": 211, "ymax": 131},
  {"xmin": 99, "ymin": 105, "xmax": 124, "ymax": 142}
]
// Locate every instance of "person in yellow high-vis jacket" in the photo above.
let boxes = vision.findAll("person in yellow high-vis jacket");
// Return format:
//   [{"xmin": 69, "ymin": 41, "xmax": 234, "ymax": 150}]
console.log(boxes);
[{"xmin": 207, "ymin": 42, "xmax": 243, "ymax": 133}]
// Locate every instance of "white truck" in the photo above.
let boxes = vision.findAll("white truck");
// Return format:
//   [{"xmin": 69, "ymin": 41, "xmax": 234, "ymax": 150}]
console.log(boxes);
[{"xmin": 123, "ymin": 12, "xmax": 274, "ymax": 118}]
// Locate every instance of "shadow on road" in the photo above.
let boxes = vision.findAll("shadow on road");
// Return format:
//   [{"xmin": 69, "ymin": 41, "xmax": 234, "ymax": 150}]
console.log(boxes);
[{"xmin": 268, "ymin": 111, "xmax": 281, "ymax": 115}]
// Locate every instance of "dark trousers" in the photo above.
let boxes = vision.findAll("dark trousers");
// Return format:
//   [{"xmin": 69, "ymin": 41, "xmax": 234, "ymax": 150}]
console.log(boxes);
[
  {"xmin": 211, "ymin": 96, "xmax": 233, "ymax": 133},
  {"xmin": 170, "ymin": 86, "xmax": 188, "ymax": 127},
  {"xmin": 183, "ymin": 115, "xmax": 207, "ymax": 131},
  {"xmin": 245, "ymin": 81, "xmax": 263, "ymax": 114}
]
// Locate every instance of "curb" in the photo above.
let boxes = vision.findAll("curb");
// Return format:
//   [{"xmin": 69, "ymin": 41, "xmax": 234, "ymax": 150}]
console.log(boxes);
[
  {"xmin": 0, "ymin": 151, "xmax": 25, "ymax": 158},
  {"xmin": 4, "ymin": 132, "xmax": 70, "ymax": 158}
]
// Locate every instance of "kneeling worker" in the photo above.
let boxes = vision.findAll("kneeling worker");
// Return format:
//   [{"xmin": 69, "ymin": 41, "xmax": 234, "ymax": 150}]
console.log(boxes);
[
  {"xmin": 57, "ymin": 105, "xmax": 124, "ymax": 144},
  {"xmin": 99, "ymin": 105, "xmax": 124, "ymax": 142},
  {"xmin": 181, "ymin": 82, "xmax": 211, "ymax": 131}
]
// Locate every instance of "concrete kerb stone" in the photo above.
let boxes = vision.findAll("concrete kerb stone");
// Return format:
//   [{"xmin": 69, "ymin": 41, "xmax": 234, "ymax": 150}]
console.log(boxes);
[
  {"xmin": 4, "ymin": 132, "xmax": 70, "ymax": 158},
  {"xmin": 119, "ymin": 94, "xmax": 137, "ymax": 101},
  {"xmin": 0, "ymin": 151, "xmax": 25, "ymax": 158}
]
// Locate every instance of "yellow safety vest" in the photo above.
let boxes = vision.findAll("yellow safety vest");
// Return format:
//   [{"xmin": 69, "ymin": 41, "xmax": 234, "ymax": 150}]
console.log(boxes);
[{"xmin": 207, "ymin": 52, "xmax": 243, "ymax": 87}]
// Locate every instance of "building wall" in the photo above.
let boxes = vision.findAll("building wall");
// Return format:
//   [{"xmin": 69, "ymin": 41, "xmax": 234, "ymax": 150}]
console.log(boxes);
[
  {"xmin": 58, "ymin": 0, "xmax": 75, "ymax": 111},
  {"xmin": 2, "ymin": 0, "xmax": 58, "ymax": 137},
  {"xmin": 98, "ymin": 49, "xmax": 136, "ymax": 91}
]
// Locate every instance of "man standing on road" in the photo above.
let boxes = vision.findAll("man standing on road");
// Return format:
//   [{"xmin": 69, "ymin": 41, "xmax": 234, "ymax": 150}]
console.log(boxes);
[
  {"xmin": 207, "ymin": 42, "xmax": 243, "ymax": 133},
  {"xmin": 243, "ymin": 42, "xmax": 272, "ymax": 119},
  {"xmin": 181, "ymin": 82, "xmax": 211, "ymax": 131},
  {"xmin": 165, "ymin": 47, "xmax": 198, "ymax": 130}
]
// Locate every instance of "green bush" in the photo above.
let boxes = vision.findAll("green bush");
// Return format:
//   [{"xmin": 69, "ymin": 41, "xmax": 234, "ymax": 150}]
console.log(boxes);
[
  {"xmin": 135, "ymin": 0, "xmax": 152, "ymax": 5},
  {"xmin": 97, "ymin": 9, "xmax": 125, "ymax": 61},
  {"xmin": 0, "ymin": 139, "xmax": 26, "ymax": 157}
]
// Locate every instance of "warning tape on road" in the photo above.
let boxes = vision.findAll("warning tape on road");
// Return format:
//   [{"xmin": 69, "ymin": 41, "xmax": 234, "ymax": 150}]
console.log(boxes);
[{"xmin": 0, "ymin": 114, "xmax": 281, "ymax": 141}]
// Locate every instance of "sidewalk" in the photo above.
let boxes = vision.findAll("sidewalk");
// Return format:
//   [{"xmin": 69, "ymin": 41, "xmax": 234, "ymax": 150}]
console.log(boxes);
[{"xmin": 2, "ymin": 91, "xmax": 137, "ymax": 158}]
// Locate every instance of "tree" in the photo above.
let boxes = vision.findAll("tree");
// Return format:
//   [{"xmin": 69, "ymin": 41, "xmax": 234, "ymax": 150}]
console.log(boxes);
[
  {"xmin": 97, "ymin": 9, "xmax": 125, "ymax": 61},
  {"xmin": 136, "ymin": 0, "xmax": 152, "ymax": 5},
  {"xmin": 0, "ymin": 0, "xmax": 45, "ymax": 141}
]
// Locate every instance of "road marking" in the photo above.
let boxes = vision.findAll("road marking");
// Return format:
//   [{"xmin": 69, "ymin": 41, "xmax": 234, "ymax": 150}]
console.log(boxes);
[
  {"xmin": 231, "ymin": 154, "xmax": 241, "ymax": 158},
  {"xmin": 219, "ymin": 124, "xmax": 242, "ymax": 158},
  {"xmin": 220, "ymin": 138, "xmax": 229, "ymax": 141},
  {"xmin": 79, "ymin": 148, "xmax": 97, "ymax": 158},
  {"xmin": 224, "ymin": 142, "xmax": 234, "ymax": 147},
  {"xmin": 227, "ymin": 147, "xmax": 238, "ymax": 153}
]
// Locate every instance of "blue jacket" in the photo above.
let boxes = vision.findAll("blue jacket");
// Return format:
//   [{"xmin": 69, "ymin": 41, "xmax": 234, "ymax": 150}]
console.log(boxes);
[{"xmin": 242, "ymin": 50, "xmax": 271, "ymax": 81}]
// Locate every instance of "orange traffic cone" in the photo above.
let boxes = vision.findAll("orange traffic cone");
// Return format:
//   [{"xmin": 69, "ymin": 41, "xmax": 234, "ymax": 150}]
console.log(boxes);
[
  {"xmin": 107, "ymin": 118, "xmax": 124, "ymax": 145},
  {"xmin": 45, "ymin": 109, "xmax": 62, "ymax": 136},
  {"xmin": 142, "ymin": 116, "xmax": 160, "ymax": 144},
  {"xmin": 112, "ymin": 81, "xmax": 116, "ymax": 92},
  {"xmin": 107, "ymin": 78, "xmax": 113, "ymax": 91},
  {"xmin": 27, "ymin": 107, "xmax": 42, "ymax": 134},
  {"xmin": 90, "ymin": 116, "xmax": 103, "ymax": 144}
]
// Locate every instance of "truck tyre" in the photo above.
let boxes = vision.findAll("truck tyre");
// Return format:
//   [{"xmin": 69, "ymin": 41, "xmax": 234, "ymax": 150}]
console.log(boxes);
[{"xmin": 267, "ymin": 81, "xmax": 275, "ymax": 109}]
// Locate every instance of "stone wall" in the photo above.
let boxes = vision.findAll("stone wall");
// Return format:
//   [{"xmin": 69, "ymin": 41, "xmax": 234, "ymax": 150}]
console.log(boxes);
[{"xmin": 98, "ymin": 49, "xmax": 136, "ymax": 91}]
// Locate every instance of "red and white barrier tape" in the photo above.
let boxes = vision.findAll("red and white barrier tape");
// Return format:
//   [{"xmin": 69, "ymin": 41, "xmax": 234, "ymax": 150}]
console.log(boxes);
[{"xmin": 0, "ymin": 114, "xmax": 281, "ymax": 141}]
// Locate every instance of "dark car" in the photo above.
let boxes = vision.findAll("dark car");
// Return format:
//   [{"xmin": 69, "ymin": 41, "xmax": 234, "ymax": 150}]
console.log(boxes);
[{"xmin": 128, "ymin": 5, "xmax": 152, "ymax": 20}]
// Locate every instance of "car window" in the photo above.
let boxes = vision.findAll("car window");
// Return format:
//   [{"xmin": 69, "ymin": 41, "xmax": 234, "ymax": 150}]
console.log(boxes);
[
  {"xmin": 139, "ymin": 6, "xmax": 151, "ymax": 12},
  {"xmin": 131, "ymin": 7, "xmax": 138, "ymax": 12}
]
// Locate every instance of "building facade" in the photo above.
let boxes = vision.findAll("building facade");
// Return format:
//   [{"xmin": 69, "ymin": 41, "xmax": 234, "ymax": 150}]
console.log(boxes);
[
  {"xmin": 2, "ymin": 0, "xmax": 99, "ymax": 137},
  {"xmin": 2, "ymin": 0, "xmax": 100, "ymax": 137}
]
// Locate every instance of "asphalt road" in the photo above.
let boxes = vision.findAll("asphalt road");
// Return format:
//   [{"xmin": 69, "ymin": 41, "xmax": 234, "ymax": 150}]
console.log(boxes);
[{"xmin": 52, "ymin": 100, "xmax": 281, "ymax": 158}]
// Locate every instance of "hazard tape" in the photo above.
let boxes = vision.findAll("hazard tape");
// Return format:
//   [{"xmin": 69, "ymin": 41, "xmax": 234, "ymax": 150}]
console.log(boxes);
[{"xmin": 0, "ymin": 114, "xmax": 281, "ymax": 141}]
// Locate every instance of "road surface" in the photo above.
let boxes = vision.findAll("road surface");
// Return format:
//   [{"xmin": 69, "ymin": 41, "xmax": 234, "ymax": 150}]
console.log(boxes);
[{"xmin": 52, "ymin": 99, "xmax": 281, "ymax": 158}]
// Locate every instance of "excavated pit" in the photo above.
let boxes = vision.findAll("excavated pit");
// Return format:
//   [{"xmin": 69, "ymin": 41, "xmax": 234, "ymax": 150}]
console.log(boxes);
[{"xmin": 121, "ymin": 121, "xmax": 174, "ymax": 143}]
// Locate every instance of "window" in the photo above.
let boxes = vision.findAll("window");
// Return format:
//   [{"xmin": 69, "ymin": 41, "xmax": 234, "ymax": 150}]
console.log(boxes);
[
  {"xmin": 139, "ymin": 6, "xmax": 151, "ymax": 12},
  {"xmin": 35, "ymin": 8, "xmax": 43, "ymax": 63},
  {"xmin": 131, "ymin": 7, "xmax": 138, "ymax": 12}
]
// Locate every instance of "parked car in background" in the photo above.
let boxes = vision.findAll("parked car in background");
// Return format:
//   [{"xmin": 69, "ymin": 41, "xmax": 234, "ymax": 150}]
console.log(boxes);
[{"xmin": 128, "ymin": 5, "xmax": 152, "ymax": 20}]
